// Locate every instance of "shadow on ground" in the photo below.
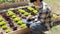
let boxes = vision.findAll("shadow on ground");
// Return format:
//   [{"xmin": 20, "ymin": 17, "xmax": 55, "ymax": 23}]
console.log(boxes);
[{"xmin": 53, "ymin": 21, "xmax": 60, "ymax": 26}]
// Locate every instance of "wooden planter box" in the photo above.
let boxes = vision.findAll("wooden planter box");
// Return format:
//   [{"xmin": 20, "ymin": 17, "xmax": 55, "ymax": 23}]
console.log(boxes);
[
  {"xmin": 0, "ymin": 2, "xmax": 29, "ymax": 10},
  {"xmin": 9, "ymin": 28, "xmax": 30, "ymax": 34},
  {"xmin": 0, "ymin": 2, "xmax": 30, "ymax": 34}
]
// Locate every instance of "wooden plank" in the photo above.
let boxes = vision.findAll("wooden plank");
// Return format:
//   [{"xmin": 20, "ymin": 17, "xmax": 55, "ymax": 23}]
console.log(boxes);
[
  {"xmin": 9, "ymin": 28, "xmax": 30, "ymax": 34},
  {"xmin": 0, "ymin": 2, "xmax": 28, "ymax": 9}
]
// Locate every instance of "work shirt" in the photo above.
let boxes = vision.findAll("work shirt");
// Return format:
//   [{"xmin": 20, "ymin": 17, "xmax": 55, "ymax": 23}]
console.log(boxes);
[{"xmin": 29, "ymin": 2, "xmax": 52, "ymax": 23}]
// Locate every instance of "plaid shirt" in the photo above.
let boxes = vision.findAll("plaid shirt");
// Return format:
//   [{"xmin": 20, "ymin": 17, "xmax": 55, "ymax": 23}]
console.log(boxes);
[{"xmin": 30, "ymin": 2, "xmax": 52, "ymax": 29}]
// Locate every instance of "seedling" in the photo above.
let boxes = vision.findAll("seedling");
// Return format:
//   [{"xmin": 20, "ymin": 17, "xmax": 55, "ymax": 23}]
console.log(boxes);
[
  {"xmin": 33, "ymin": 10, "xmax": 38, "ymax": 14},
  {"xmin": 11, "ymin": 15, "xmax": 16, "ymax": 19},
  {"xmin": 0, "ymin": 21, "xmax": 6, "ymax": 26},
  {"xmin": 23, "ymin": 12, "xmax": 30, "ymax": 16},
  {"xmin": 17, "ymin": 21, "xmax": 22, "ymax": 25},
  {"xmin": 20, "ymin": 24, "xmax": 27, "ymax": 28},
  {"xmin": 52, "ymin": 14, "xmax": 57, "ymax": 19},
  {"xmin": 7, "ymin": 10, "xmax": 14, "ymax": 16},
  {"xmin": 18, "ymin": 9, "xmax": 25, "ymax": 14},
  {"xmin": 28, "ymin": 7, "xmax": 35, "ymax": 11},
  {"xmin": 5, "ymin": 29, "xmax": 10, "ymax": 33},
  {"xmin": 2, "ymin": 25, "xmax": 7, "ymax": 30},
  {"xmin": 14, "ymin": 17, "xmax": 21, "ymax": 22}
]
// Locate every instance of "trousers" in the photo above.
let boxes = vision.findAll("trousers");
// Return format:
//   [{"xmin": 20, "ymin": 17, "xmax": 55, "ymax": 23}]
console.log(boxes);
[
  {"xmin": 29, "ymin": 23, "xmax": 48, "ymax": 34},
  {"xmin": 22, "ymin": 19, "xmax": 48, "ymax": 34}
]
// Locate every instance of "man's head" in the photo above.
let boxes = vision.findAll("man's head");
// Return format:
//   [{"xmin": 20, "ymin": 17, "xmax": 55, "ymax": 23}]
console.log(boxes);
[
  {"xmin": 30, "ymin": 0, "xmax": 43, "ymax": 6},
  {"xmin": 30, "ymin": 0, "xmax": 43, "ymax": 3}
]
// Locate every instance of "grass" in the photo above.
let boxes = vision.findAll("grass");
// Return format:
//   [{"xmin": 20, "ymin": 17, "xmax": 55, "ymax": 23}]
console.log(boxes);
[
  {"xmin": 50, "ymin": 25, "xmax": 60, "ymax": 34},
  {"xmin": 44, "ymin": 0, "xmax": 60, "ymax": 34},
  {"xmin": 44, "ymin": 0, "xmax": 60, "ymax": 14}
]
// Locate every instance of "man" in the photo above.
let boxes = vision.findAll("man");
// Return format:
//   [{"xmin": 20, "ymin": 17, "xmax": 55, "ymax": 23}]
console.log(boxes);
[
  {"xmin": 25, "ymin": 0, "xmax": 52, "ymax": 34},
  {"xmin": 22, "ymin": 0, "xmax": 59, "ymax": 34}
]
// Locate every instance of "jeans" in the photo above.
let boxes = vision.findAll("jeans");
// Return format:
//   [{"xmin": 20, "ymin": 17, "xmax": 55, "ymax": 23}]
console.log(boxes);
[
  {"xmin": 30, "ymin": 23, "xmax": 48, "ymax": 34},
  {"xmin": 22, "ymin": 19, "xmax": 47, "ymax": 34}
]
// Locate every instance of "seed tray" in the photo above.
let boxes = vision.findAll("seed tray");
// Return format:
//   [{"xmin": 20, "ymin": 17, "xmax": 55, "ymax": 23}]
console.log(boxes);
[{"xmin": 0, "ymin": 6, "xmax": 38, "ymax": 34}]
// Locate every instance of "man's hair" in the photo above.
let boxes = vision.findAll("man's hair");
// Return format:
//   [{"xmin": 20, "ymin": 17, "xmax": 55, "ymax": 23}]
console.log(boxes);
[{"xmin": 30, "ymin": 0, "xmax": 43, "ymax": 3}]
